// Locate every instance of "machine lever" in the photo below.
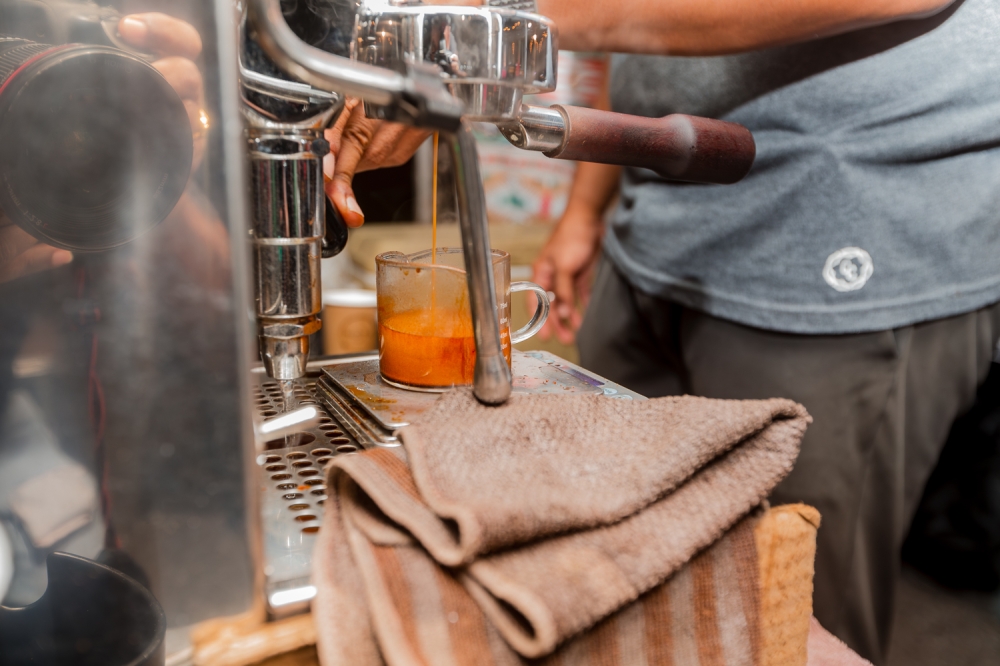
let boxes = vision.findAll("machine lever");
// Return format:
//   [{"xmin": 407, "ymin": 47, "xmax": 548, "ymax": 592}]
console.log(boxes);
[{"xmin": 504, "ymin": 104, "xmax": 756, "ymax": 185}]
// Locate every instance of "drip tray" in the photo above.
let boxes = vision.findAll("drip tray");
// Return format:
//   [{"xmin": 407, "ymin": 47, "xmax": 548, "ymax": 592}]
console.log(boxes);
[
  {"xmin": 315, "ymin": 350, "xmax": 645, "ymax": 448},
  {"xmin": 252, "ymin": 372, "xmax": 363, "ymax": 619},
  {"xmin": 255, "ymin": 351, "xmax": 644, "ymax": 617}
]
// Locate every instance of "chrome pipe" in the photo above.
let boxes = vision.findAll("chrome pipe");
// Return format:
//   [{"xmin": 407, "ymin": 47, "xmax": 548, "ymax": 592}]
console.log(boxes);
[
  {"xmin": 498, "ymin": 103, "xmax": 566, "ymax": 152},
  {"xmin": 247, "ymin": 0, "xmax": 407, "ymax": 106},
  {"xmin": 447, "ymin": 124, "xmax": 512, "ymax": 405},
  {"xmin": 249, "ymin": 130, "xmax": 326, "ymax": 380}
]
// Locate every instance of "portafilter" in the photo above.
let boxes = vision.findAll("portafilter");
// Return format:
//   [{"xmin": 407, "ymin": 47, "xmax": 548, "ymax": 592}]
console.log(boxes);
[{"xmin": 354, "ymin": 0, "xmax": 756, "ymax": 185}]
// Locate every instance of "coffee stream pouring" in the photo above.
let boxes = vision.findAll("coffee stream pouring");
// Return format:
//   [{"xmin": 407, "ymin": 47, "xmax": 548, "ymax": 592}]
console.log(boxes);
[{"xmin": 246, "ymin": 0, "xmax": 756, "ymax": 405}]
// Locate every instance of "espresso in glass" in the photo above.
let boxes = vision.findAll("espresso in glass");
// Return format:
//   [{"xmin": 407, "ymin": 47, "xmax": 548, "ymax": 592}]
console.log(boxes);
[{"xmin": 375, "ymin": 248, "xmax": 549, "ymax": 391}]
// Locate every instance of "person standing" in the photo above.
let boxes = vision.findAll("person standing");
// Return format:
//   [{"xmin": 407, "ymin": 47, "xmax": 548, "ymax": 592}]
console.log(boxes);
[{"xmin": 527, "ymin": 0, "xmax": 999, "ymax": 663}]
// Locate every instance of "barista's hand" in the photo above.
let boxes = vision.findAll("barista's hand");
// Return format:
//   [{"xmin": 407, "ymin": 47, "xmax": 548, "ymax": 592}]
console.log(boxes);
[
  {"xmin": 0, "ymin": 215, "xmax": 73, "ymax": 284},
  {"xmin": 531, "ymin": 203, "xmax": 604, "ymax": 344},
  {"xmin": 118, "ymin": 14, "xmax": 207, "ymax": 170},
  {"xmin": 118, "ymin": 13, "xmax": 202, "ymax": 59},
  {"xmin": 320, "ymin": 0, "xmax": 487, "ymax": 226},
  {"xmin": 324, "ymin": 99, "xmax": 432, "ymax": 227}
]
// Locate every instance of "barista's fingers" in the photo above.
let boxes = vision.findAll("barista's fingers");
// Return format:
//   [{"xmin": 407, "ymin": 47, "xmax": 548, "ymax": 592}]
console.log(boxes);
[
  {"xmin": 0, "ymin": 223, "xmax": 42, "ymax": 266},
  {"xmin": 324, "ymin": 98, "xmax": 362, "ymax": 158},
  {"xmin": 323, "ymin": 99, "xmax": 360, "ymax": 182},
  {"xmin": 531, "ymin": 257, "xmax": 557, "ymax": 340},
  {"xmin": 119, "ymin": 13, "xmax": 203, "ymax": 59},
  {"xmin": 325, "ymin": 178, "xmax": 365, "ymax": 228},
  {"xmin": 526, "ymin": 252, "xmax": 565, "ymax": 341},
  {"xmin": 0, "ymin": 241, "xmax": 72, "ymax": 284},
  {"xmin": 327, "ymin": 105, "xmax": 376, "ymax": 227},
  {"xmin": 550, "ymin": 267, "xmax": 580, "ymax": 344},
  {"xmin": 532, "ymin": 256, "xmax": 555, "ymax": 292},
  {"xmin": 325, "ymin": 102, "xmax": 430, "ymax": 226},
  {"xmin": 152, "ymin": 57, "xmax": 204, "ymax": 104},
  {"xmin": 553, "ymin": 267, "xmax": 577, "ymax": 324},
  {"xmin": 552, "ymin": 260, "xmax": 584, "ymax": 342},
  {"xmin": 541, "ymin": 295, "xmax": 575, "ymax": 344},
  {"xmin": 575, "ymin": 260, "xmax": 595, "ymax": 311}
]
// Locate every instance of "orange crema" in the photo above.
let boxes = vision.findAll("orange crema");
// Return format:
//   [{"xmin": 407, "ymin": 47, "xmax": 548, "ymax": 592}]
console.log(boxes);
[{"xmin": 378, "ymin": 308, "xmax": 511, "ymax": 388}]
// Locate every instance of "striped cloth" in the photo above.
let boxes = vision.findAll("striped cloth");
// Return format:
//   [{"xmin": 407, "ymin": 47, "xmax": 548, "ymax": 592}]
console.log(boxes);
[{"xmin": 314, "ymin": 391, "xmax": 812, "ymax": 665}]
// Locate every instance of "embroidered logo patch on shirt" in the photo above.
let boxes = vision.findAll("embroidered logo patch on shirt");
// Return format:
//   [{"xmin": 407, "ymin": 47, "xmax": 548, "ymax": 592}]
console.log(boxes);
[{"xmin": 823, "ymin": 247, "xmax": 873, "ymax": 292}]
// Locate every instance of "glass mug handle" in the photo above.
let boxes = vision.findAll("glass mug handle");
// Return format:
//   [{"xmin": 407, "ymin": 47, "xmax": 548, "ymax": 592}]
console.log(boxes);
[{"xmin": 510, "ymin": 282, "xmax": 551, "ymax": 344}]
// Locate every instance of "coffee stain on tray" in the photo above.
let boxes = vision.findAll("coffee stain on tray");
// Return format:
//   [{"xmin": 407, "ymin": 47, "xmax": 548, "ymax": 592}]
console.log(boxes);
[{"xmin": 347, "ymin": 383, "xmax": 397, "ymax": 407}]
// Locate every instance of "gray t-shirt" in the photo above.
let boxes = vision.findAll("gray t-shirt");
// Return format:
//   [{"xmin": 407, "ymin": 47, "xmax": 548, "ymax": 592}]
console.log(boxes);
[{"xmin": 605, "ymin": 0, "xmax": 1000, "ymax": 334}]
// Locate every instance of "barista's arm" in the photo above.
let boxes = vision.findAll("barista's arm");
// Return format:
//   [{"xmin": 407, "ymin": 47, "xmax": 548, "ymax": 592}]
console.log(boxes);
[
  {"xmin": 0, "ymin": 218, "xmax": 72, "ymax": 284},
  {"xmin": 541, "ymin": 0, "xmax": 956, "ymax": 54},
  {"xmin": 532, "ymin": 162, "xmax": 620, "ymax": 343}
]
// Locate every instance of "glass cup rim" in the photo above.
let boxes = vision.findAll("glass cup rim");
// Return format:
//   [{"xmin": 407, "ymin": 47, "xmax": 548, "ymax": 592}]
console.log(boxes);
[{"xmin": 376, "ymin": 247, "xmax": 509, "ymax": 275}]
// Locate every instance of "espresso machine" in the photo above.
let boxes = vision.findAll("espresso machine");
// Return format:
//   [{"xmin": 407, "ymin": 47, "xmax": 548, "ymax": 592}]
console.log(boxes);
[
  {"xmin": 242, "ymin": 0, "xmax": 755, "ymax": 621},
  {"xmin": 0, "ymin": 0, "xmax": 753, "ymax": 660}
]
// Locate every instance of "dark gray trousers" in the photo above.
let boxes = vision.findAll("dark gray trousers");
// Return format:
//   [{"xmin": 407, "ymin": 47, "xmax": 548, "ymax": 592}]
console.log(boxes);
[{"xmin": 578, "ymin": 260, "xmax": 1000, "ymax": 664}]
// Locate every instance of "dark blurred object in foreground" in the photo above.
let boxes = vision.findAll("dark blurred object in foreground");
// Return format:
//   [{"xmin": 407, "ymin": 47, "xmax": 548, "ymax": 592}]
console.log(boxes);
[
  {"xmin": 0, "ymin": 0, "xmax": 193, "ymax": 251},
  {"xmin": 353, "ymin": 160, "xmax": 415, "ymax": 223},
  {"xmin": 903, "ymin": 362, "xmax": 1000, "ymax": 591},
  {"xmin": 0, "ymin": 551, "xmax": 165, "ymax": 665}
]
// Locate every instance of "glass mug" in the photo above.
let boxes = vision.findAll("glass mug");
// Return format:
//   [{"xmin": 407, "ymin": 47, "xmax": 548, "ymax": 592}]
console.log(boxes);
[{"xmin": 375, "ymin": 248, "xmax": 550, "ymax": 390}]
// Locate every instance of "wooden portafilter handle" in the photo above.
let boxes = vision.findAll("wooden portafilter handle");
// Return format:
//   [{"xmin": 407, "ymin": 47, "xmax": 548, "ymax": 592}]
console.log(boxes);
[{"xmin": 545, "ymin": 105, "xmax": 756, "ymax": 185}]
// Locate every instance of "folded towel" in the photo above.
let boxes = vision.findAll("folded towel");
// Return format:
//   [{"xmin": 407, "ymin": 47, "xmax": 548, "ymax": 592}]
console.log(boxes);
[
  {"xmin": 315, "ymin": 390, "xmax": 811, "ymax": 665},
  {"xmin": 758, "ymin": 504, "xmax": 822, "ymax": 666}
]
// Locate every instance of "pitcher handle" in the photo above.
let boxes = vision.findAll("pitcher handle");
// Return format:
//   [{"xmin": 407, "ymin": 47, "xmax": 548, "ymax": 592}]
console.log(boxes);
[{"xmin": 510, "ymin": 282, "xmax": 550, "ymax": 344}]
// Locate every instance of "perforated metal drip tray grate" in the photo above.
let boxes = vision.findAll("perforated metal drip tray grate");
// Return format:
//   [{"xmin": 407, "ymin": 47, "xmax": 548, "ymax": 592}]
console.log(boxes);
[
  {"xmin": 251, "ymin": 370, "xmax": 364, "ymax": 618},
  {"xmin": 315, "ymin": 350, "xmax": 645, "ymax": 448},
  {"xmin": 252, "ymin": 351, "xmax": 644, "ymax": 617}
]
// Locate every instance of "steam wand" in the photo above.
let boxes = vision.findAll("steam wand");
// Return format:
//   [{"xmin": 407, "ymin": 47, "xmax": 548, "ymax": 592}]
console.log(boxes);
[{"xmin": 448, "ymin": 127, "xmax": 513, "ymax": 405}]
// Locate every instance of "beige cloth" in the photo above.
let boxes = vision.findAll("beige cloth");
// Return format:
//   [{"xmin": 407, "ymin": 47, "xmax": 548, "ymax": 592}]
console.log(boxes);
[{"xmin": 315, "ymin": 390, "xmax": 812, "ymax": 665}]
